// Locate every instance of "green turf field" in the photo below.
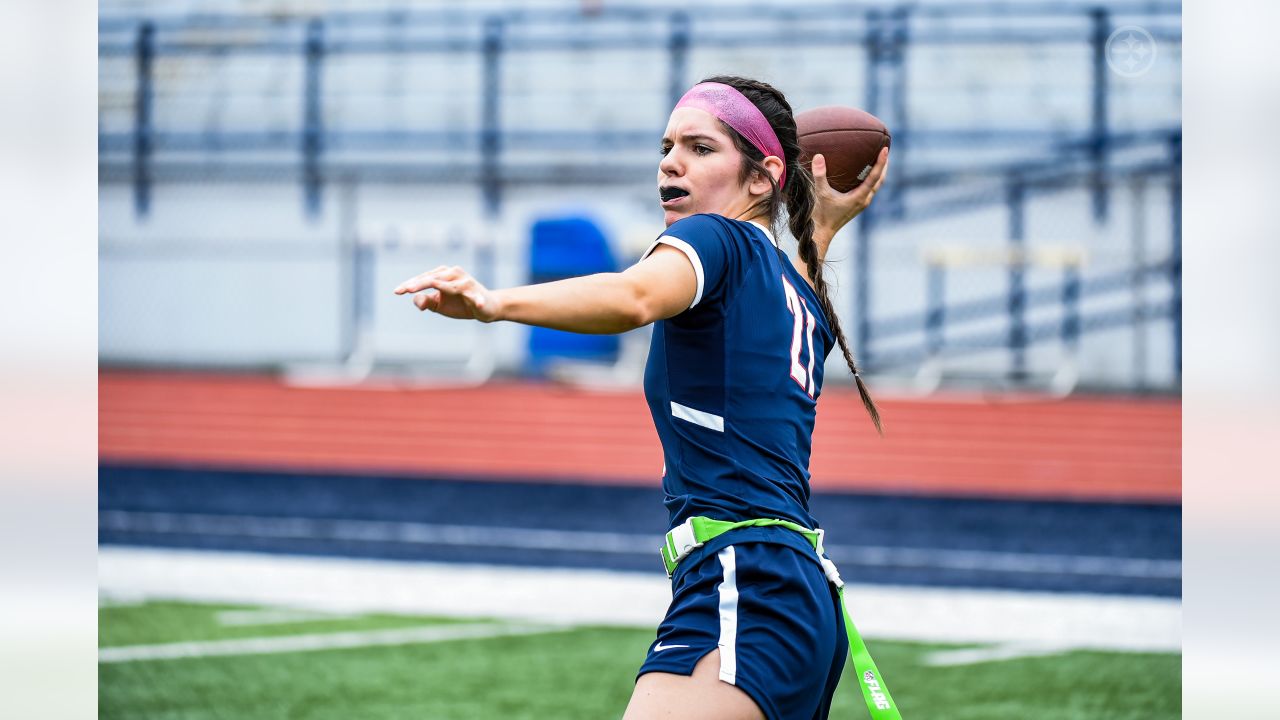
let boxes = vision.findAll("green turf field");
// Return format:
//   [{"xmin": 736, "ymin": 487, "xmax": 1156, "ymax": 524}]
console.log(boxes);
[{"xmin": 100, "ymin": 600, "xmax": 1180, "ymax": 719}]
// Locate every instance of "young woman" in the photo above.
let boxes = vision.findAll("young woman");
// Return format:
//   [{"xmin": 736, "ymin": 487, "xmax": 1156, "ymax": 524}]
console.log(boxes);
[{"xmin": 395, "ymin": 76, "xmax": 892, "ymax": 720}]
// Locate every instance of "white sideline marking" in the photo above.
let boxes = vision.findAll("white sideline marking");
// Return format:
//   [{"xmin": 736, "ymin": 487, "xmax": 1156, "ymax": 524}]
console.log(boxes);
[
  {"xmin": 215, "ymin": 609, "xmax": 358, "ymax": 627},
  {"xmin": 922, "ymin": 642, "xmax": 1081, "ymax": 666},
  {"xmin": 99, "ymin": 510, "xmax": 1181, "ymax": 580},
  {"xmin": 98, "ymin": 547, "xmax": 1182, "ymax": 652},
  {"xmin": 99, "ymin": 622, "xmax": 569, "ymax": 664}
]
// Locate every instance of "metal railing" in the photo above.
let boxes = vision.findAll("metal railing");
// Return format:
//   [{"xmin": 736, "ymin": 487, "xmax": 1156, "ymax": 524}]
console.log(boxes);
[
  {"xmin": 854, "ymin": 130, "xmax": 1180, "ymax": 382},
  {"xmin": 98, "ymin": 2, "xmax": 1182, "ymax": 387},
  {"xmin": 99, "ymin": 2, "xmax": 1181, "ymax": 216}
]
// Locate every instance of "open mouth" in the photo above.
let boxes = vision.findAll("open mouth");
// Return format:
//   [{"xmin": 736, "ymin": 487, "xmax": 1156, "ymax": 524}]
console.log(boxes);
[{"xmin": 659, "ymin": 186, "xmax": 690, "ymax": 204}]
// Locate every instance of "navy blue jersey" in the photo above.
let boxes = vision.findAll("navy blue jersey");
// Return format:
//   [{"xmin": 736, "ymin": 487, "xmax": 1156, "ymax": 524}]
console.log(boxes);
[{"xmin": 642, "ymin": 213, "xmax": 836, "ymax": 534}]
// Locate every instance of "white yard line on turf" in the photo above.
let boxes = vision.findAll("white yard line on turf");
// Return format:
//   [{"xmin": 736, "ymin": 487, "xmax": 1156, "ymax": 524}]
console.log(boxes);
[
  {"xmin": 99, "ymin": 622, "xmax": 571, "ymax": 663},
  {"xmin": 215, "ymin": 608, "xmax": 359, "ymax": 626},
  {"xmin": 99, "ymin": 510, "xmax": 1181, "ymax": 580},
  {"xmin": 98, "ymin": 546, "xmax": 1182, "ymax": 653},
  {"xmin": 921, "ymin": 642, "xmax": 1086, "ymax": 666}
]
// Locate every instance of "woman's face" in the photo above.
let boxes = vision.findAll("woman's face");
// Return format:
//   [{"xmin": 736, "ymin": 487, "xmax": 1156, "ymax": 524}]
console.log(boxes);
[{"xmin": 657, "ymin": 107, "xmax": 759, "ymax": 228}]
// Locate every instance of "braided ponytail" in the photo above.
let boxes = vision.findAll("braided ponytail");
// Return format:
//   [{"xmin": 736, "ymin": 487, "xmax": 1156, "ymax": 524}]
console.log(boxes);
[
  {"xmin": 786, "ymin": 163, "xmax": 884, "ymax": 435},
  {"xmin": 701, "ymin": 75, "xmax": 884, "ymax": 435}
]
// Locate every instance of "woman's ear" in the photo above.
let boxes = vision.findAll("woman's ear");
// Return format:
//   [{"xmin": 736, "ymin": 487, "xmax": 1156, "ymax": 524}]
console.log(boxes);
[{"xmin": 750, "ymin": 156, "xmax": 786, "ymax": 196}]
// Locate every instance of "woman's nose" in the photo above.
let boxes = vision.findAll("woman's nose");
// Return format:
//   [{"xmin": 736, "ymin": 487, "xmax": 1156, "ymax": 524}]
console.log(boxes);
[{"xmin": 659, "ymin": 149, "xmax": 681, "ymax": 176}]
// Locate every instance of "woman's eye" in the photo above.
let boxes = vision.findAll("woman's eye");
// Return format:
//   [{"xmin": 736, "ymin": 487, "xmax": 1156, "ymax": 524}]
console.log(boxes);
[
  {"xmin": 659, "ymin": 145, "xmax": 671, "ymax": 156},
  {"xmin": 695, "ymin": 145, "xmax": 711, "ymax": 155}
]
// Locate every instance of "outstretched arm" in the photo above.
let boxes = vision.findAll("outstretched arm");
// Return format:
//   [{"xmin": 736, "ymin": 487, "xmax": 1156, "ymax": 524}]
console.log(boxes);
[{"xmin": 393, "ymin": 244, "xmax": 698, "ymax": 334}]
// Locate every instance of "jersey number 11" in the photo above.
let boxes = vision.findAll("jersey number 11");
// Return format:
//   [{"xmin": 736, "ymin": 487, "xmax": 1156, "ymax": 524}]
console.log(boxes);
[{"xmin": 781, "ymin": 276, "xmax": 817, "ymax": 398}]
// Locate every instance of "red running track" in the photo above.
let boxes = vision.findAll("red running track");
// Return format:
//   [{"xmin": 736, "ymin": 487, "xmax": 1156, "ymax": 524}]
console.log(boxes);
[{"xmin": 99, "ymin": 371, "xmax": 1181, "ymax": 503}]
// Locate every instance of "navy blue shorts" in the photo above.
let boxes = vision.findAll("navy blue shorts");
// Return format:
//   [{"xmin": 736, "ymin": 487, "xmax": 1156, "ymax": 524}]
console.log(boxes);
[{"xmin": 638, "ymin": 537, "xmax": 848, "ymax": 720}]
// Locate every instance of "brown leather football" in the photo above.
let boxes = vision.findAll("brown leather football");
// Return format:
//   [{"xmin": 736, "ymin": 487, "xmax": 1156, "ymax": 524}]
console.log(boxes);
[{"xmin": 795, "ymin": 106, "xmax": 891, "ymax": 192}]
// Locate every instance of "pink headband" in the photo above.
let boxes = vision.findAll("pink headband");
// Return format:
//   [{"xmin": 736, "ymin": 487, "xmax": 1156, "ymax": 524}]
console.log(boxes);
[{"xmin": 674, "ymin": 82, "xmax": 787, "ymax": 189}]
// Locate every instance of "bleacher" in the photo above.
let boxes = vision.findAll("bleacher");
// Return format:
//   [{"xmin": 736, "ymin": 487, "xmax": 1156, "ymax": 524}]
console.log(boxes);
[{"xmin": 98, "ymin": 0, "xmax": 1182, "ymax": 392}]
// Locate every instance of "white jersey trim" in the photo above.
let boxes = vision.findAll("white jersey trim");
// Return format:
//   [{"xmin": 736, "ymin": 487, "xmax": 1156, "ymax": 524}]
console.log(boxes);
[
  {"xmin": 669, "ymin": 401, "xmax": 724, "ymax": 432},
  {"xmin": 746, "ymin": 219, "xmax": 779, "ymax": 248},
  {"xmin": 716, "ymin": 546, "xmax": 740, "ymax": 685},
  {"xmin": 642, "ymin": 236, "xmax": 705, "ymax": 309}
]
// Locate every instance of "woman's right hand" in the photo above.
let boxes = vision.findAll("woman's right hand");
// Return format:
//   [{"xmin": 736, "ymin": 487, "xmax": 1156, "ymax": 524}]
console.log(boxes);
[
  {"xmin": 393, "ymin": 265, "xmax": 502, "ymax": 323},
  {"xmin": 811, "ymin": 146, "xmax": 890, "ymax": 243}
]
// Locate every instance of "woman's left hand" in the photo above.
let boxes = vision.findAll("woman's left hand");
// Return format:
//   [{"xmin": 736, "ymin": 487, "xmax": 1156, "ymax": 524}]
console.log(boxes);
[{"xmin": 811, "ymin": 146, "xmax": 890, "ymax": 242}]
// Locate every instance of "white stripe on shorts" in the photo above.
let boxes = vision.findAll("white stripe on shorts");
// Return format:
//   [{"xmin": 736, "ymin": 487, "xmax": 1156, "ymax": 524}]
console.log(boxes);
[{"xmin": 716, "ymin": 546, "xmax": 739, "ymax": 685}]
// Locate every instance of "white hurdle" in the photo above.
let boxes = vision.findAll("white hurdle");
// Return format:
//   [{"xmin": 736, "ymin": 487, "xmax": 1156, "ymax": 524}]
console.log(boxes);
[{"xmin": 284, "ymin": 220, "xmax": 499, "ymax": 389}]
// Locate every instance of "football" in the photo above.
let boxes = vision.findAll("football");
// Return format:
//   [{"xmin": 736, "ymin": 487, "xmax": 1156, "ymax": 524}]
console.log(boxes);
[{"xmin": 795, "ymin": 106, "xmax": 891, "ymax": 193}]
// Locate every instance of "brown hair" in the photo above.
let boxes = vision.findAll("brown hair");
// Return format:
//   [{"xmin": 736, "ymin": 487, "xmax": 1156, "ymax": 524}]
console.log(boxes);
[{"xmin": 701, "ymin": 75, "xmax": 883, "ymax": 434}]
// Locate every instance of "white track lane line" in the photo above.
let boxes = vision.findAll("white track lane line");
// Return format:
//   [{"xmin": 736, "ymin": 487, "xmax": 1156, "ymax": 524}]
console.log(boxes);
[
  {"xmin": 98, "ymin": 547, "xmax": 1182, "ymax": 652},
  {"xmin": 100, "ymin": 622, "xmax": 571, "ymax": 663},
  {"xmin": 99, "ymin": 510, "xmax": 1181, "ymax": 580}
]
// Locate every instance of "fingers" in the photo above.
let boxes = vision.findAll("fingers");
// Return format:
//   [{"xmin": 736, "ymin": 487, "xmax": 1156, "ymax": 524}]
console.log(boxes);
[
  {"xmin": 413, "ymin": 289, "xmax": 438, "ymax": 311},
  {"xmin": 404, "ymin": 273, "xmax": 489, "ymax": 319},
  {"xmin": 811, "ymin": 153, "xmax": 829, "ymax": 190},
  {"xmin": 394, "ymin": 267, "xmax": 440, "ymax": 294},
  {"xmin": 437, "ymin": 279, "xmax": 487, "ymax": 309},
  {"xmin": 868, "ymin": 147, "xmax": 891, "ymax": 193},
  {"xmin": 394, "ymin": 265, "xmax": 462, "ymax": 294},
  {"xmin": 845, "ymin": 147, "xmax": 890, "ymax": 207},
  {"xmin": 817, "ymin": 148, "xmax": 889, "ymax": 201}
]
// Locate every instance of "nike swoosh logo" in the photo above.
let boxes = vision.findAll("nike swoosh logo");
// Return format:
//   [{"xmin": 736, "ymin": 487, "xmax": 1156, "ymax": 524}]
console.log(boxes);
[{"xmin": 653, "ymin": 642, "xmax": 689, "ymax": 652}]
